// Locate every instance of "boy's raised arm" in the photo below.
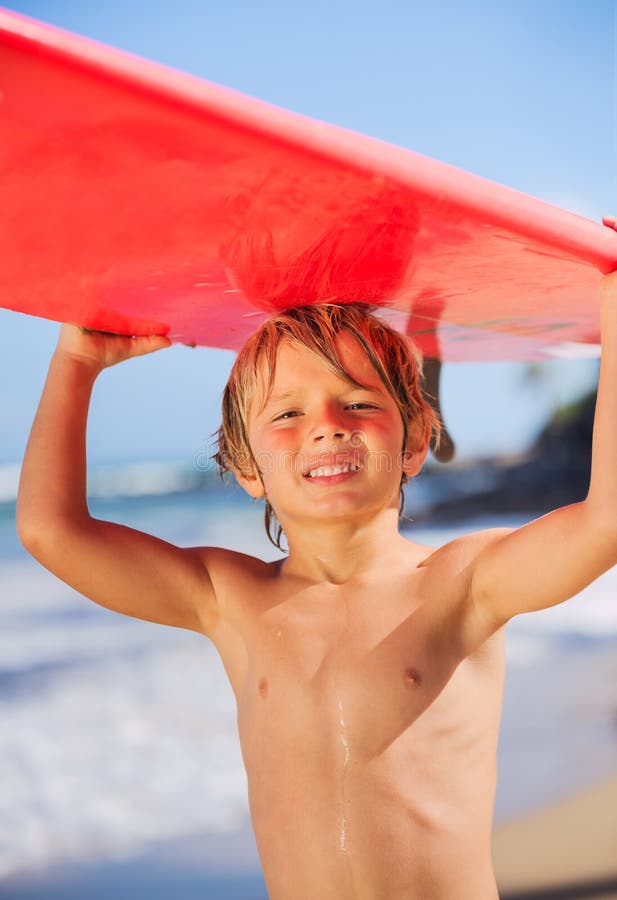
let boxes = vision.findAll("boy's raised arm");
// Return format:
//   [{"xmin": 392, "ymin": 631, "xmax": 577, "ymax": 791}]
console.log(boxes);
[
  {"xmin": 461, "ymin": 219, "xmax": 617, "ymax": 647},
  {"xmin": 17, "ymin": 326, "xmax": 218, "ymax": 636}
]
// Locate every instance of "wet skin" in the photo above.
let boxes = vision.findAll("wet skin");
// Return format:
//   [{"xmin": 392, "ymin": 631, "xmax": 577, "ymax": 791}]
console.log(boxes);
[
  {"xmin": 209, "ymin": 541, "xmax": 505, "ymax": 900},
  {"xmin": 206, "ymin": 337, "xmax": 505, "ymax": 899}
]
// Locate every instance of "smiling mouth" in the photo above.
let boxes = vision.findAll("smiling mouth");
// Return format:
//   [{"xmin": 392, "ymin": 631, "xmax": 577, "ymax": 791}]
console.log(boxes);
[{"xmin": 304, "ymin": 462, "xmax": 361, "ymax": 478}]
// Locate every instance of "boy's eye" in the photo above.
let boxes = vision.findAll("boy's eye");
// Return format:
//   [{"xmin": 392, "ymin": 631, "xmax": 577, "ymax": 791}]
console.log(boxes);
[
  {"xmin": 346, "ymin": 402, "xmax": 377, "ymax": 410},
  {"xmin": 273, "ymin": 410, "xmax": 302, "ymax": 421}
]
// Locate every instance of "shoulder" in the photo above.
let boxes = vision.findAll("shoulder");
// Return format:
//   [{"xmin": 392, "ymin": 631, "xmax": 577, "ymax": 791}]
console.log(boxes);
[
  {"xmin": 189, "ymin": 545, "xmax": 284, "ymax": 635},
  {"xmin": 453, "ymin": 526, "xmax": 515, "ymax": 560},
  {"xmin": 419, "ymin": 526, "xmax": 514, "ymax": 576},
  {"xmin": 193, "ymin": 545, "xmax": 287, "ymax": 609},
  {"xmin": 195, "ymin": 544, "xmax": 281, "ymax": 583}
]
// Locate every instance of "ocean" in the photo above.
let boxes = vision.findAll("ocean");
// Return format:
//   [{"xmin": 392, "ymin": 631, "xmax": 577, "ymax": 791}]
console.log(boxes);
[{"xmin": 1, "ymin": 459, "xmax": 616, "ymax": 885}]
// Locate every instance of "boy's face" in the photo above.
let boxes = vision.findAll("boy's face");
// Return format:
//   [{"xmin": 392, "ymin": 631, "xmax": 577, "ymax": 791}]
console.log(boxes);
[{"xmin": 236, "ymin": 333, "xmax": 425, "ymax": 531}]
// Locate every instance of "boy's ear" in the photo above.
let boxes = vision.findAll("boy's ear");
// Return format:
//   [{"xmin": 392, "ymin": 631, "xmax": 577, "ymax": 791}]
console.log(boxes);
[
  {"xmin": 402, "ymin": 435, "xmax": 429, "ymax": 479},
  {"xmin": 234, "ymin": 466, "xmax": 265, "ymax": 499}
]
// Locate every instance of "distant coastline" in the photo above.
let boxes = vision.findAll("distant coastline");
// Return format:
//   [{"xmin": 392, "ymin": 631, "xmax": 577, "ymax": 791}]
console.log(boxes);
[{"xmin": 412, "ymin": 388, "xmax": 594, "ymax": 522}]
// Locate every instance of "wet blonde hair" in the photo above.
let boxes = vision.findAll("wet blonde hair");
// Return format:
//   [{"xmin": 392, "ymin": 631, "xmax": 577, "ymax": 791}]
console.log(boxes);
[{"xmin": 214, "ymin": 303, "xmax": 440, "ymax": 549}]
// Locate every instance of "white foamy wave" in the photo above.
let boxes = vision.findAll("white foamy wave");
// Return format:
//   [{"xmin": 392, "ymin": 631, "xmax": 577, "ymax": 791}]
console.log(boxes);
[
  {"xmin": 87, "ymin": 460, "xmax": 208, "ymax": 499},
  {"xmin": 0, "ymin": 558, "xmax": 82, "ymax": 615},
  {"xmin": 0, "ymin": 559, "xmax": 165, "ymax": 675},
  {"xmin": 1, "ymin": 617, "xmax": 163, "ymax": 673},
  {"xmin": 0, "ymin": 459, "xmax": 217, "ymax": 506},
  {"xmin": 502, "ymin": 565, "xmax": 617, "ymax": 666},
  {"xmin": 0, "ymin": 463, "xmax": 20, "ymax": 504},
  {"xmin": 509, "ymin": 565, "xmax": 617, "ymax": 639},
  {"xmin": 0, "ymin": 638, "xmax": 248, "ymax": 879},
  {"xmin": 503, "ymin": 632, "xmax": 550, "ymax": 666}
]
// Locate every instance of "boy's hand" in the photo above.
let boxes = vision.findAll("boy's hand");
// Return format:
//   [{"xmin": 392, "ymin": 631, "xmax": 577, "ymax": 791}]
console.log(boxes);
[{"xmin": 55, "ymin": 324, "xmax": 171, "ymax": 371}]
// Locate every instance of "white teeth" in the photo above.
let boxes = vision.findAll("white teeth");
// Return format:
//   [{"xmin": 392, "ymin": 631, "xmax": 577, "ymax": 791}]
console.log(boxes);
[{"xmin": 306, "ymin": 463, "xmax": 360, "ymax": 478}]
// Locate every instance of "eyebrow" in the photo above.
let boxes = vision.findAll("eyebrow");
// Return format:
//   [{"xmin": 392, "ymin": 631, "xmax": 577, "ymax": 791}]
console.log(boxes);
[
  {"xmin": 267, "ymin": 383, "xmax": 383, "ymax": 405},
  {"xmin": 256, "ymin": 389, "xmax": 299, "ymax": 416},
  {"xmin": 266, "ymin": 390, "xmax": 298, "ymax": 405}
]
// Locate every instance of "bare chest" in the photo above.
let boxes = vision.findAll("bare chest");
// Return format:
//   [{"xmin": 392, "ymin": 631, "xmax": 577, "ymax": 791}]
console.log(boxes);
[
  {"xmin": 210, "ymin": 560, "xmax": 506, "ymax": 899},
  {"xmin": 221, "ymin": 584, "xmax": 505, "ymax": 763}
]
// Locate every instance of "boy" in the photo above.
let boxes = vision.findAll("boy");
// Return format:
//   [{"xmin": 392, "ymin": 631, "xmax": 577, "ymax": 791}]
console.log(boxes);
[{"xmin": 17, "ymin": 217, "xmax": 617, "ymax": 900}]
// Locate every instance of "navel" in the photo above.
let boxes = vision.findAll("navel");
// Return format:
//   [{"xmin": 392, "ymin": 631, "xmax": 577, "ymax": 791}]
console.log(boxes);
[
  {"xmin": 403, "ymin": 666, "xmax": 422, "ymax": 688},
  {"xmin": 258, "ymin": 677, "xmax": 269, "ymax": 698}
]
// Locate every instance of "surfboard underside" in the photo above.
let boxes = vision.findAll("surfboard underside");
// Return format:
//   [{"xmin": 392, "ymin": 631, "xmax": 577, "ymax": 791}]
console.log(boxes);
[{"xmin": 1, "ymin": 9, "xmax": 616, "ymax": 361}]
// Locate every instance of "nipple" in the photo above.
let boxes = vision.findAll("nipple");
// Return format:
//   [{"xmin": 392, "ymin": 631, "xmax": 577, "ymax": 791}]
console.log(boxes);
[
  {"xmin": 258, "ymin": 677, "xmax": 268, "ymax": 698},
  {"xmin": 404, "ymin": 666, "xmax": 422, "ymax": 688}
]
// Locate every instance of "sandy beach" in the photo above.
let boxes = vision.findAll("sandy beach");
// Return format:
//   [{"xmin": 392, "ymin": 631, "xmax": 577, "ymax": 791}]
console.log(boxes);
[{"xmin": 494, "ymin": 772, "xmax": 617, "ymax": 899}]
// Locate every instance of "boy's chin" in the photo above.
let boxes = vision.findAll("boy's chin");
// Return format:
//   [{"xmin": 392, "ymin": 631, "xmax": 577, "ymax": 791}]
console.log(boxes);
[{"xmin": 275, "ymin": 496, "xmax": 401, "ymax": 529}]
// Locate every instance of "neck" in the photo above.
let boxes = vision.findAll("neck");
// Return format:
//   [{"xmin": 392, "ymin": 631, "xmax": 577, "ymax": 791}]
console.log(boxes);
[{"xmin": 280, "ymin": 508, "xmax": 410, "ymax": 584}]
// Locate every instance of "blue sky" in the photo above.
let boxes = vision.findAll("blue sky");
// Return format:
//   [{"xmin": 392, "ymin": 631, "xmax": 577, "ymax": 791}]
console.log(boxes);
[{"xmin": 1, "ymin": 0, "xmax": 615, "ymax": 465}]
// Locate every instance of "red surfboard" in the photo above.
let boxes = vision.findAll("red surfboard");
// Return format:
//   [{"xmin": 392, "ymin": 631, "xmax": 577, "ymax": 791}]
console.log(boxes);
[{"xmin": 1, "ymin": 8, "xmax": 616, "ymax": 361}]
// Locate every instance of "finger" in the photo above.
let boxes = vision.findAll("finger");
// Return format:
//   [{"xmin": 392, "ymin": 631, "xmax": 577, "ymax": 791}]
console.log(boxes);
[
  {"xmin": 127, "ymin": 334, "xmax": 172, "ymax": 357},
  {"xmin": 602, "ymin": 215, "xmax": 617, "ymax": 228}
]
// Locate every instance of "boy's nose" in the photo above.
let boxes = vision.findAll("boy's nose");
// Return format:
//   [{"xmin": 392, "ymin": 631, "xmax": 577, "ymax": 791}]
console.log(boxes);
[
  {"xmin": 311, "ymin": 414, "xmax": 349, "ymax": 442},
  {"xmin": 313, "ymin": 428, "xmax": 347, "ymax": 442},
  {"xmin": 309, "ymin": 402, "xmax": 351, "ymax": 442}
]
